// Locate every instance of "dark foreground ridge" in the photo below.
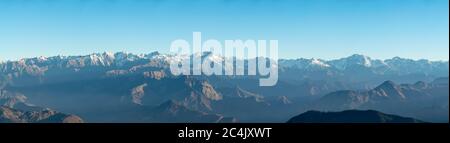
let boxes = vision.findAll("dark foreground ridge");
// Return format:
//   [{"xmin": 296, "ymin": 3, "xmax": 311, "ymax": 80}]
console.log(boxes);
[{"xmin": 287, "ymin": 110, "xmax": 424, "ymax": 123}]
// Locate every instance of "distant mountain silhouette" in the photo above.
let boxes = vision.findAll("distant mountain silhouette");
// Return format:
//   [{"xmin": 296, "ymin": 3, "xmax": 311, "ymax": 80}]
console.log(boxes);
[
  {"xmin": 107, "ymin": 100, "xmax": 237, "ymax": 123},
  {"xmin": 287, "ymin": 110, "xmax": 424, "ymax": 123},
  {"xmin": 151, "ymin": 100, "xmax": 237, "ymax": 123},
  {"xmin": 313, "ymin": 79, "xmax": 448, "ymax": 122},
  {"xmin": 315, "ymin": 80, "xmax": 446, "ymax": 109}
]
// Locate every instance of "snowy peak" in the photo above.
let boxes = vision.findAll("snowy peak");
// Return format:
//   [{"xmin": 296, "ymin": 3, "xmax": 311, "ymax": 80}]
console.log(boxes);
[
  {"xmin": 329, "ymin": 54, "xmax": 374, "ymax": 69},
  {"xmin": 145, "ymin": 51, "xmax": 161, "ymax": 59},
  {"xmin": 279, "ymin": 58, "xmax": 330, "ymax": 69},
  {"xmin": 311, "ymin": 58, "xmax": 330, "ymax": 67}
]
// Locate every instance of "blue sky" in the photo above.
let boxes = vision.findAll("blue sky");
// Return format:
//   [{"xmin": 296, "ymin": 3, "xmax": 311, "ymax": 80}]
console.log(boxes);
[{"xmin": 0, "ymin": 0, "xmax": 448, "ymax": 61}]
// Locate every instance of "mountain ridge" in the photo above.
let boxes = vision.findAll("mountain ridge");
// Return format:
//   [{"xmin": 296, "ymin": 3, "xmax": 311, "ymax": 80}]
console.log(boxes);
[
  {"xmin": 313, "ymin": 79, "xmax": 449, "ymax": 122},
  {"xmin": 287, "ymin": 110, "xmax": 424, "ymax": 123},
  {"xmin": 1, "ymin": 52, "xmax": 448, "ymax": 71}
]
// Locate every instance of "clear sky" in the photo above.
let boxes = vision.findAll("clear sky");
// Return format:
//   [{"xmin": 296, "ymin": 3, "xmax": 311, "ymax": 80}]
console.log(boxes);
[{"xmin": 0, "ymin": 0, "xmax": 448, "ymax": 61}]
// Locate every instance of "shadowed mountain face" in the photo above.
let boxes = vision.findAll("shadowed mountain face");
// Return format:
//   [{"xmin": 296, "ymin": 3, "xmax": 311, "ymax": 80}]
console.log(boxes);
[
  {"xmin": 287, "ymin": 110, "xmax": 424, "ymax": 123},
  {"xmin": 0, "ymin": 52, "xmax": 448, "ymax": 123},
  {"xmin": 313, "ymin": 79, "xmax": 449, "ymax": 122},
  {"xmin": 0, "ymin": 88, "xmax": 84, "ymax": 123},
  {"xmin": 149, "ymin": 100, "xmax": 237, "ymax": 123}
]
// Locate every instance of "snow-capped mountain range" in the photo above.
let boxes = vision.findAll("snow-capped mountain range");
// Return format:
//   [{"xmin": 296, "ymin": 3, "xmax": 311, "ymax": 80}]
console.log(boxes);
[
  {"xmin": 1, "ymin": 52, "xmax": 447, "ymax": 71},
  {"xmin": 279, "ymin": 54, "xmax": 448, "ymax": 72},
  {"xmin": 0, "ymin": 52, "xmax": 448, "ymax": 85},
  {"xmin": 0, "ymin": 52, "xmax": 448, "ymax": 123}
]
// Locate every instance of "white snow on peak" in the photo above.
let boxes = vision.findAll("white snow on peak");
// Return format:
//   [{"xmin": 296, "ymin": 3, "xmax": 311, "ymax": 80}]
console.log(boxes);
[
  {"xmin": 37, "ymin": 56, "xmax": 48, "ymax": 61},
  {"xmin": 311, "ymin": 58, "xmax": 330, "ymax": 67}
]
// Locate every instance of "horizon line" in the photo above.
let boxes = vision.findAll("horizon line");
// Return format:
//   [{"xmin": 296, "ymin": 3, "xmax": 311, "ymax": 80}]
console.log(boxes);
[{"xmin": 1, "ymin": 51, "xmax": 449, "ymax": 63}]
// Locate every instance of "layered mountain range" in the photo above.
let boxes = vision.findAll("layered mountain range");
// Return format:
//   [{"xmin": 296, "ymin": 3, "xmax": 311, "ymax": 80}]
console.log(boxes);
[
  {"xmin": 1, "ymin": 89, "xmax": 83, "ymax": 123},
  {"xmin": 0, "ymin": 52, "xmax": 448, "ymax": 123},
  {"xmin": 313, "ymin": 78, "xmax": 449, "ymax": 122}
]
